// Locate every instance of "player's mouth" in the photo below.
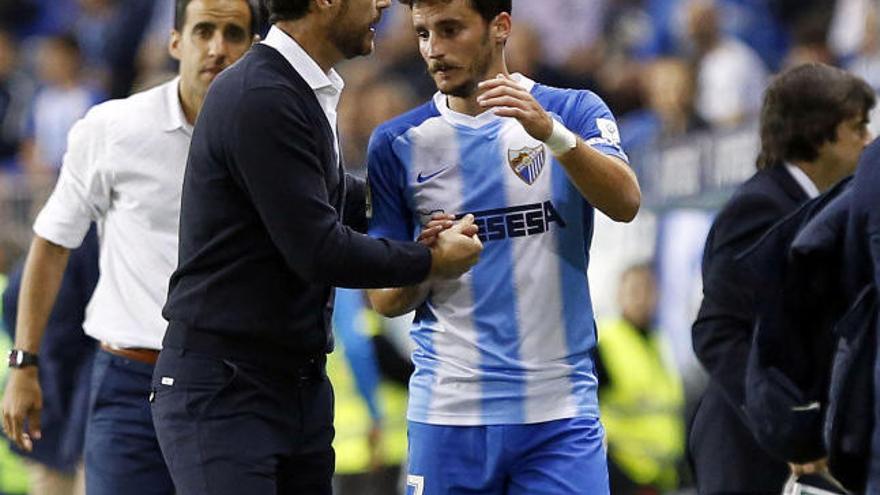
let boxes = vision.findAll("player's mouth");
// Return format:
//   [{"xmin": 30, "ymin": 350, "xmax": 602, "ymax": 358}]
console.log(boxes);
[{"xmin": 432, "ymin": 65, "xmax": 460, "ymax": 77}]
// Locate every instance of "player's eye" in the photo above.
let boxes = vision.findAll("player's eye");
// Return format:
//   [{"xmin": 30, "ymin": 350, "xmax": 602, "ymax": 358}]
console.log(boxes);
[{"xmin": 416, "ymin": 29, "xmax": 429, "ymax": 40}]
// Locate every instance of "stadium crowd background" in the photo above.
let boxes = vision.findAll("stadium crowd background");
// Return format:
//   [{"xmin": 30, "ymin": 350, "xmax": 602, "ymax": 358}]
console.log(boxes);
[{"xmin": 0, "ymin": 0, "xmax": 878, "ymax": 493}]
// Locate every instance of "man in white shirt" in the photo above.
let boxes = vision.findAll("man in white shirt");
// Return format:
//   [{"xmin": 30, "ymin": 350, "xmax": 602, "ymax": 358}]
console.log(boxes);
[{"xmin": 0, "ymin": 1, "xmax": 258, "ymax": 494}]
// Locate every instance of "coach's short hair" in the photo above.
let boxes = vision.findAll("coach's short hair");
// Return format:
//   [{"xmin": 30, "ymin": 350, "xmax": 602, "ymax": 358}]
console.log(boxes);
[
  {"xmin": 174, "ymin": 0, "xmax": 260, "ymax": 35},
  {"xmin": 263, "ymin": 0, "xmax": 312, "ymax": 23},
  {"xmin": 398, "ymin": 0, "xmax": 512, "ymax": 23},
  {"xmin": 756, "ymin": 63, "xmax": 876, "ymax": 169}
]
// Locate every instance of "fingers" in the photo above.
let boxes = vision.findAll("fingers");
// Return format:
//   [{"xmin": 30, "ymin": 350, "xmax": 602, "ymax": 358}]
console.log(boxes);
[
  {"xmin": 27, "ymin": 407, "xmax": 41, "ymax": 443},
  {"xmin": 9, "ymin": 409, "xmax": 24, "ymax": 451},
  {"xmin": 453, "ymin": 214, "xmax": 475, "ymax": 230},
  {"xmin": 477, "ymin": 73, "xmax": 523, "ymax": 92},
  {"xmin": 460, "ymin": 224, "xmax": 479, "ymax": 238}
]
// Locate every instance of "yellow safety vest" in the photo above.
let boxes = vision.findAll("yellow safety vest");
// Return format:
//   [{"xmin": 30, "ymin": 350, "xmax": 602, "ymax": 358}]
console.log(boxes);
[
  {"xmin": 329, "ymin": 311, "xmax": 408, "ymax": 475},
  {"xmin": 598, "ymin": 318, "xmax": 684, "ymax": 489}
]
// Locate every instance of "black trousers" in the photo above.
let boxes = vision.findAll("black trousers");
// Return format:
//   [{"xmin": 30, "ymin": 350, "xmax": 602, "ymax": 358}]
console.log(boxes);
[{"xmin": 151, "ymin": 347, "xmax": 334, "ymax": 495}]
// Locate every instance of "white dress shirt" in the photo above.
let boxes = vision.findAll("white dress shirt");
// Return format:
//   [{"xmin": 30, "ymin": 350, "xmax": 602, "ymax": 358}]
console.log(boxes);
[
  {"xmin": 785, "ymin": 163, "xmax": 821, "ymax": 199},
  {"xmin": 34, "ymin": 78, "xmax": 192, "ymax": 349},
  {"xmin": 261, "ymin": 26, "xmax": 344, "ymax": 157}
]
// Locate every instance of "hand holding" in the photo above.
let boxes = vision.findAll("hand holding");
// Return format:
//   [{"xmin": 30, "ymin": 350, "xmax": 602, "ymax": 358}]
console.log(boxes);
[
  {"xmin": 418, "ymin": 213, "xmax": 455, "ymax": 247},
  {"xmin": 430, "ymin": 214, "xmax": 483, "ymax": 279}
]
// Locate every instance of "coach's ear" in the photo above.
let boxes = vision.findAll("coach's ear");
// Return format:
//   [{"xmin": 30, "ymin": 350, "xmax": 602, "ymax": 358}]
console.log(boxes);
[{"xmin": 492, "ymin": 12, "xmax": 512, "ymax": 45}]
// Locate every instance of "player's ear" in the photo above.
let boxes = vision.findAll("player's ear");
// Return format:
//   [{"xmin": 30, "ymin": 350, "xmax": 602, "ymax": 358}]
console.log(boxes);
[{"xmin": 491, "ymin": 12, "xmax": 512, "ymax": 45}]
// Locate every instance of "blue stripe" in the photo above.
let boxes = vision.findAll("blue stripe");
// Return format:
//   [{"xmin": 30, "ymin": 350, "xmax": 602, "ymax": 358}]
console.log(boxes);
[
  {"xmin": 398, "ymin": 129, "xmax": 438, "ymax": 421},
  {"xmin": 458, "ymin": 125, "xmax": 525, "ymax": 423},
  {"xmin": 551, "ymin": 159, "xmax": 599, "ymax": 417}
]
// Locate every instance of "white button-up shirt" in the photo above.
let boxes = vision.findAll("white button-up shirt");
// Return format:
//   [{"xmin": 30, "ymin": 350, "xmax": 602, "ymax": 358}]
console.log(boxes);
[
  {"xmin": 34, "ymin": 78, "xmax": 192, "ymax": 349},
  {"xmin": 785, "ymin": 163, "xmax": 821, "ymax": 199},
  {"xmin": 261, "ymin": 26, "xmax": 344, "ymax": 157}
]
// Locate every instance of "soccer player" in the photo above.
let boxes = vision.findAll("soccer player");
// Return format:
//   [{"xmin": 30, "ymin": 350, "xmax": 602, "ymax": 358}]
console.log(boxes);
[{"xmin": 366, "ymin": 1, "xmax": 641, "ymax": 493}]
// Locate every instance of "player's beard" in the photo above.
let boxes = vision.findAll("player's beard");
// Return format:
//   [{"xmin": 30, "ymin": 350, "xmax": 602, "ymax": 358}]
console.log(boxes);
[{"xmin": 440, "ymin": 31, "xmax": 494, "ymax": 98}]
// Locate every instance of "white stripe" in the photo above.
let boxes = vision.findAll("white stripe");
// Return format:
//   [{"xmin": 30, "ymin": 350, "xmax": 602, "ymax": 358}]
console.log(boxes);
[
  {"xmin": 407, "ymin": 119, "xmax": 484, "ymax": 422},
  {"xmin": 499, "ymin": 125, "xmax": 575, "ymax": 422}
]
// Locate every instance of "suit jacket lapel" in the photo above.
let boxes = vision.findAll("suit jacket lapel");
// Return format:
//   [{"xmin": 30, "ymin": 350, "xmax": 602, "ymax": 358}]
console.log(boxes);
[{"xmin": 770, "ymin": 163, "xmax": 810, "ymax": 204}]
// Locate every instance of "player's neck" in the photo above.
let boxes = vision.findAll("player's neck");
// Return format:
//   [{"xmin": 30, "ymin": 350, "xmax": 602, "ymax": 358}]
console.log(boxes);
[{"xmin": 447, "ymin": 61, "xmax": 509, "ymax": 117}]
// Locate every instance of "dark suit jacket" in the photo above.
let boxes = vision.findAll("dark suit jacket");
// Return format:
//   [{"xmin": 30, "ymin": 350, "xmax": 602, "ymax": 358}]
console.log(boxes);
[
  {"xmin": 690, "ymin": 164, "xmax": 809, "ymax": 493},
  {"xmin": 163, "ymin": 43, "xmax": 432, "ymax": 372},
  {"xmin": 845, "ymin": 139, "xmax": 880, "ymax": 488}
]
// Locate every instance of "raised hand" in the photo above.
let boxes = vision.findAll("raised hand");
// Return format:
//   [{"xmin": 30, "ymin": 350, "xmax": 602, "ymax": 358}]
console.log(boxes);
[{"xmin": 477, "ymin": 74, "xmax": 554, "ymax": 141}]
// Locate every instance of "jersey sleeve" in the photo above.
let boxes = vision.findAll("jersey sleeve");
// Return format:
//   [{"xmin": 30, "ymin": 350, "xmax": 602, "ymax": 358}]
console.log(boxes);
[
  {"xmin": 366, "ymin": 128, "xmax": 414, "ymax": 242},
  {"xmin": 33, "ymin": 107, "xmax": 112, "ymax": 249},
  {"xmin": 566, "ymin": 91, "xmax": 629, "ymax": 164}
]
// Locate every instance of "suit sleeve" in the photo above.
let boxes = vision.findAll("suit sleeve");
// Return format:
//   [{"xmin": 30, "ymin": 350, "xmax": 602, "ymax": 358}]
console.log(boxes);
[
  {"xmin": 692, "ymin": 191, "xmax": 787, "ymax": 414},
  {"xmin": 230, "ymin": 88, "xmax": 431, "ymax": 288},
  {"xmin": 343, "ymin": 173, "xmax": 368, "ymax": 234}
]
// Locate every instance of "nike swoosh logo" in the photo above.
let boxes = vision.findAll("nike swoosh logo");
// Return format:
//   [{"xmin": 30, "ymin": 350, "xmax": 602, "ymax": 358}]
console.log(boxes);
[{"xmin": 417, "ymin": 167, "xmax": 448, "ymax": 183}]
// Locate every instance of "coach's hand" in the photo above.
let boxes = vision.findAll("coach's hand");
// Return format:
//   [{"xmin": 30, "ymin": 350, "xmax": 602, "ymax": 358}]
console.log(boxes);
[
  {"xmin": 477, "ymin": 73, "xmax": 553, "ymax": 141},
  {"xmin": 2, "ymin": 368, "xmax": 43, "ymax": 452},
  {"xmin": 430, "ymin": 214, "xmax": 482, "ymax": 279}
]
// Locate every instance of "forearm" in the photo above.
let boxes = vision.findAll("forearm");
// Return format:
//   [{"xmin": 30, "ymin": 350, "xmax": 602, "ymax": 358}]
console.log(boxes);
[
  {"xmin": 367, "ymin": 283, "xmax": 430, "ymax": 318},
  {"xmin": 14, "ymin": 236, "xmax": 70, "ymax": 353},
  {"xmin": 556, "ymin": 143, "xmax": 641, "ymax": 222}
]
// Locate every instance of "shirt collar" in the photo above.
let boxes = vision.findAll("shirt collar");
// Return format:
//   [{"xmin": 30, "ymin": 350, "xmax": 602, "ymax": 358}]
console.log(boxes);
[
  {"xmin": 261, "ymin": 25, "xmax": 345, "ymax": 94},
  {"xmin": 164, "ymin": 76, "xmax": 193, "ymax": 136},
  {"xmin": 785, "ymin": 163, "xmax": 821, "ymax": 199},
  {"xmin": 434, "ymin": 73, "xmax": 535, "ymax": 129}
]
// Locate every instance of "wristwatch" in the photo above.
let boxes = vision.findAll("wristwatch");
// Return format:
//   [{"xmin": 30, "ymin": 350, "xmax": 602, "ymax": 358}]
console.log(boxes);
[{"xmin": 7, "ymin": 349, "xmax": 38, "ymax": 369}]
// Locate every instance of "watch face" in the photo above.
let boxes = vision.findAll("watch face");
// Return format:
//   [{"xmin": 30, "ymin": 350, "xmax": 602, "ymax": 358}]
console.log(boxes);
[{"xmin": 15, "ymin": 352, "xmax": 24, "ymax": 366}]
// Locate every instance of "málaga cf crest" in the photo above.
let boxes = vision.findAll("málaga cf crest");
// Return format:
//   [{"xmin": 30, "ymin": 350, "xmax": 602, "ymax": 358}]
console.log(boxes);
[{"xmin": 508, "ymin": 145, "xmax": 546, "ymax": 185}]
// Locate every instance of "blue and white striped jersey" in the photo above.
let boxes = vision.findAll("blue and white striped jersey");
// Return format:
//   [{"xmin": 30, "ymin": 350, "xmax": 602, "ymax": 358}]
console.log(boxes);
[{"xmin": 367, "ymin": 75, "xmax": 628, "ymax": 426}]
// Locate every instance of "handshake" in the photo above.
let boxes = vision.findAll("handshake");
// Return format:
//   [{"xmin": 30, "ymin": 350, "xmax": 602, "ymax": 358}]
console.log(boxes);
[{"xmin": 419, "ymin": 213, "xmax": 483, "ymax": 279}]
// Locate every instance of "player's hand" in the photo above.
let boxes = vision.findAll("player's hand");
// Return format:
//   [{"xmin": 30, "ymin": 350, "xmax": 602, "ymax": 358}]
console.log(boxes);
[
  {"xmin": 430, "ymin": 214, "xmax": 483, "ymax": 279},
  {"xmin": 477, "ymin": 73, "xmax": 554, "ymax": 141},
  {"xmin": 418, "ymin": 213, "xmax": 455, "ymax": 247},
  {"xmin": 1, "ymin": 368, "xmax": 43, "ymax": 452}
]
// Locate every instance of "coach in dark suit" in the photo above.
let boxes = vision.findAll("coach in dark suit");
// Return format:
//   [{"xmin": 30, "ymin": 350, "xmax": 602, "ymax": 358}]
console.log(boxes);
[
  {"xmin": 150, "ymin": 1, "xmax": 482, "ymax": 494},
  {"xmin": 690, "ymin": 63, "xmax": 875, "ymax": 493}
]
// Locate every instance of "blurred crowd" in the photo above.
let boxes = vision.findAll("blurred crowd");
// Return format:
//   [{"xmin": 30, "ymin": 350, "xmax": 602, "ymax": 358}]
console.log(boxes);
[{"xmin": 0, "ymin": 0, "xmax": 878, "ymax": 189}]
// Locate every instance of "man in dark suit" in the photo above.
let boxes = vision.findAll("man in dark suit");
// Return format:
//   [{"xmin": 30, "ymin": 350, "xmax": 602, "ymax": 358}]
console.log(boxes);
[
  {"xmin": 849, "ymin": 139, "xmax": 880, "ymax": 493},
  {"xmin": 690, "ymin": 63, "xmax": 875, "ymax": 493},
  {"xmin": 150, "ymin": 0, "xmax": 483, "ymax": 494}
]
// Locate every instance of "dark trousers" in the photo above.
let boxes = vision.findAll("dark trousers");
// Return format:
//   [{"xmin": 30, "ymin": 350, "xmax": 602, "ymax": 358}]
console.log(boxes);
[
  {"xmin": 688, "ymin": 388, "xmax": 788, "ymax": 494},
  {"xmin": 334, "ymin": 466, "xmax": 402, "ymax": 495},
  {"xmin": 151, "ymin": 348, "xmax": 335, "ymax": 495},
  {"xmin": 85, "ymin": 349, "xmax": 174, "ymax": 495}
]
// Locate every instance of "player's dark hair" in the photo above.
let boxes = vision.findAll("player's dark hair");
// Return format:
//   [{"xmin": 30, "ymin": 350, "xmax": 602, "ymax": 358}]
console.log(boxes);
[
  {"xmin": 175, "ymin": 0, "xmax": 260, "ymax": 35},
  {"xmin": 756, "ymin": 63, "xmax": 875, "ymax": 170},
  {"xmin": 398, "ymin": 0, "xmax": 512, "ymax": 23}
]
